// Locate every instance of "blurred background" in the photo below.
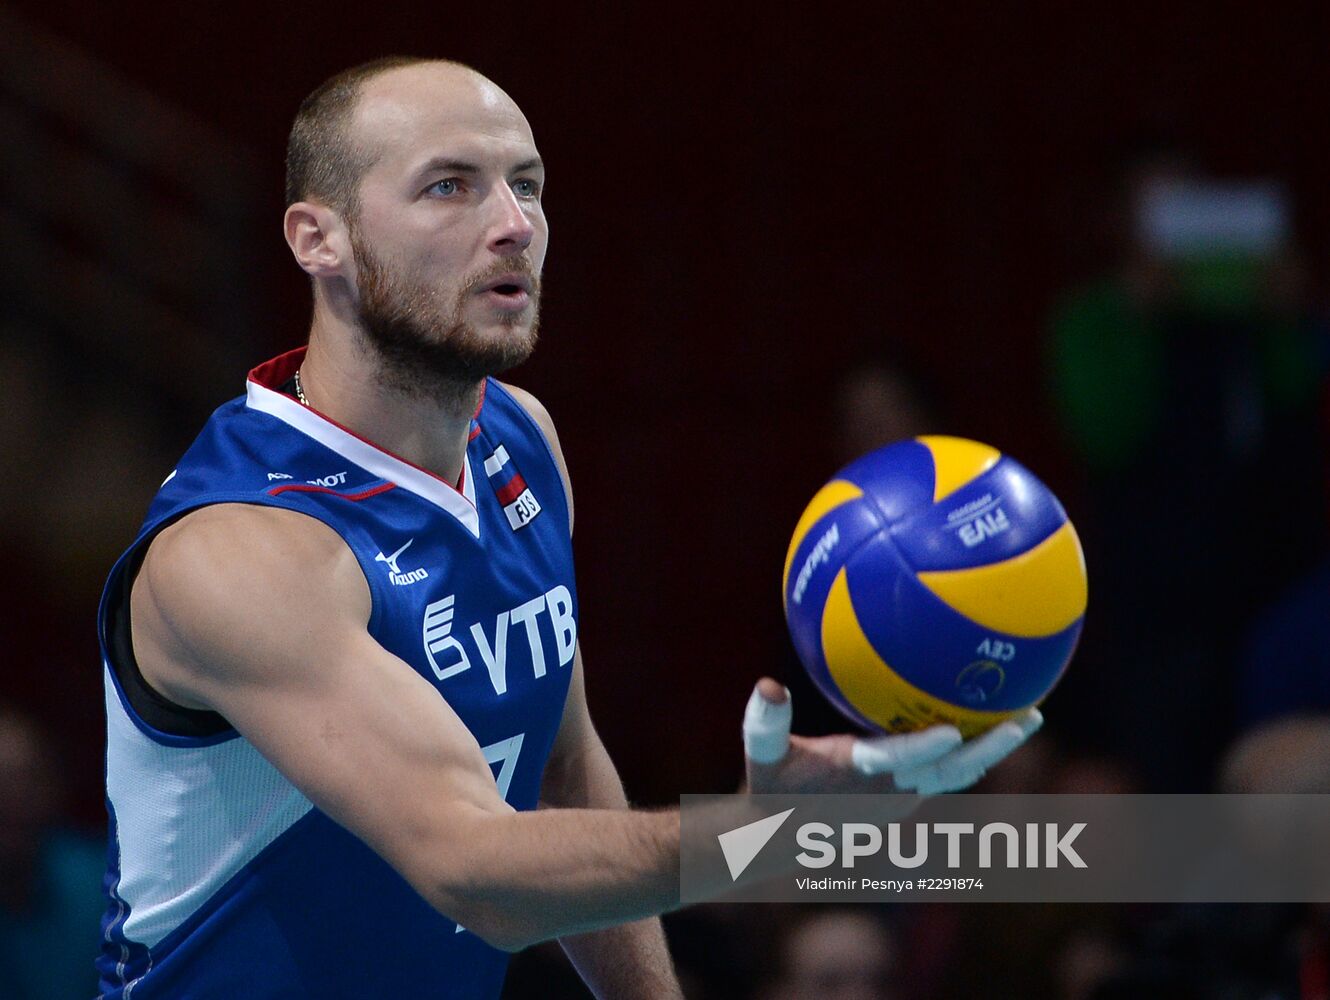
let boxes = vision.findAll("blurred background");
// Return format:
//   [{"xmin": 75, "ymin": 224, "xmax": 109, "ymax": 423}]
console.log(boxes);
[{"xmin": 3, "ymin": 1, "xmax": 1330, "ymax": 996}]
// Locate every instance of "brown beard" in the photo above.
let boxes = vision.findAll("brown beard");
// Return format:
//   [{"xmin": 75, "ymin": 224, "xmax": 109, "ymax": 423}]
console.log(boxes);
[{"xmin": 350, "ymin": 229, "xmax": 541, "ymax": 405}]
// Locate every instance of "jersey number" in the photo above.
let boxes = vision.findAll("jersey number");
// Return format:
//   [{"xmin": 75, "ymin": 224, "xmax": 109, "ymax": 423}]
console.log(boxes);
[
  {"xmin": 481, "ymin": 732, "xmax": 525, "ymax": 801},
  {"xmin": 456, "ymin": 732, "xmax": 525, "ymax": 935}
]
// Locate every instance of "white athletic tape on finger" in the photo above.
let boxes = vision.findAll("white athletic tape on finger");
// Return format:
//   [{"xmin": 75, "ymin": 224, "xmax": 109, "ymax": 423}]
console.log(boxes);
[
  {"xmin": 894, "ymin": 719, "xmax": 1034, "ymax": 795},
  {"xmin": 951, "ymin": 720, "xmax": 1029, "ymax": 772},
  {"xmin": 742, "ymin": 686, "xmax": 792, "ymax": 764},
  {"xmin": 851, "ymin": 726, "xmax": 963, "ymax": 775},
  {"xmin": 1012, "ymin": 707, "xmax": 1044, "ymax": 739}
]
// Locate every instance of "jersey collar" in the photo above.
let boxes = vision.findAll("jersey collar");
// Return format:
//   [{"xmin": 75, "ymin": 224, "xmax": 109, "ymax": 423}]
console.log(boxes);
[{"xmin": 245, "ymin": 348, "xmax": 481, "ymax": 539}]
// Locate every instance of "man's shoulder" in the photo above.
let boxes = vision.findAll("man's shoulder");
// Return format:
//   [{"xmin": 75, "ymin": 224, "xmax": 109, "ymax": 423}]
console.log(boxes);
[
  {"xmin": 146, "ymin": 502, "xmax": 355, "ymax": 590},
  {"xmin": 138, "ymin": 504, "xmax": 363, "ymax": 649},
  {"xmin": 492, "ymin": 380, "xmax": 556, "ymax": 439},
  {"xmin": 132, "ymin": 500, "xmax": 370, "ymax": 703}
]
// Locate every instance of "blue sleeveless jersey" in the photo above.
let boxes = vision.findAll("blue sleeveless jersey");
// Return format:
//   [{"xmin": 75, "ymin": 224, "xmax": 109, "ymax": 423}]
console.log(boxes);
[{"xmin": 96, "ymin": 348, "xmax": 577, "ymax": 999}]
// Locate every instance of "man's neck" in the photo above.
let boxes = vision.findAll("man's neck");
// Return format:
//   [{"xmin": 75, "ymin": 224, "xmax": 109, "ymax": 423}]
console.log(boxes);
[{"xmin": 299, "ymin": 316, "xmax": 480, "ymax": 489}]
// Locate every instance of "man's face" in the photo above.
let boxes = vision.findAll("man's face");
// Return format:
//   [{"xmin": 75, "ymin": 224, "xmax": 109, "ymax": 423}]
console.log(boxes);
[{"xmin": 342, "ymin": 65, "xmax": 548, "ymax": 395}]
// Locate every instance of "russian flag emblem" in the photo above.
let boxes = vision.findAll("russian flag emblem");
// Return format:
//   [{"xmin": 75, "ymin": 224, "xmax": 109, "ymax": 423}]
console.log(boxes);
[{"xmin": 483, "ymin": 445, "xmax": 542, "ymax": 530}]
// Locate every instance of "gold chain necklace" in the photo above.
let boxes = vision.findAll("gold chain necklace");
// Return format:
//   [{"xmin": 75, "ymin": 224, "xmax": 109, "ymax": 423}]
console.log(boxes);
[{"xmin": 293, "ymin": 368, "xmax": 309, "ymax": 406}]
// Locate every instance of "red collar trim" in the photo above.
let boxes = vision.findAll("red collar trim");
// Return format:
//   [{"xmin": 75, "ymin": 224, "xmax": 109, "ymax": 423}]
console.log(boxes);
[{"xmin": 243, "ymin": 348, "xmax": 483, "ymax": 536}]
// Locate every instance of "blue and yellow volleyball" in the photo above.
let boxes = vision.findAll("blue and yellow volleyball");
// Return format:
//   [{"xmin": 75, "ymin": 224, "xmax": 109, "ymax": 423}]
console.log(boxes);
[{"xmin": 782, "ymin": 436, "xmax": 1087, "ymax": 737}]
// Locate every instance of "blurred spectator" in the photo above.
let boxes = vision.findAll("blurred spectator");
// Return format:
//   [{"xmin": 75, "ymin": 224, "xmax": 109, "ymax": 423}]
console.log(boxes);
[
  {"xmin": 1237, "ymin": 562, "xmax": 1330, "ymax": 729},
  {"xmin": 758, "ymin": 907, "xmax": 900, "ymax": 1000},
  {"xmin": 1220, "ymin": 713, "xmax": 1330, "ymax": 795},
  {"xmin": 1082, "ymin": 718, "xmax": 1330, "ymax": 998},
  {"xmin": 903, "ymin": 900, "xmax": 1130, "ymax": 1000},
  {"xmin": 0, "ymin": 706, "xmax": 104, "ymax": 1000},
  {"xmin": 1054, "ymin": 926, "xmax": 1128, "ymax": 1000},
  {"xmin": 1088, "ymin": 904, "xmax": 1307, "ymax": 997},
  {"xmin": 833, "ymin": 363, "xmax": 939, "ymax": 463},
  {"xmin": 1045, "ymin": 139, "xmax": 1327, "ymax": 789}
]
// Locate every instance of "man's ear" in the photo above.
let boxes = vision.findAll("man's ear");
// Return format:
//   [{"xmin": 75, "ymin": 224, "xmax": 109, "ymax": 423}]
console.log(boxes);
[{"xmin": 283, "ymin": 201, "xmax": 350, "ymax": 278}]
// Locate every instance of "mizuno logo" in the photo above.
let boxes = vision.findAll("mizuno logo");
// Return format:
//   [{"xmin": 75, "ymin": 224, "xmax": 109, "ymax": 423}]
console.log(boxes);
[{"xmin": 375, "ymin": 539, "xmax": 429, "ymax": 586}]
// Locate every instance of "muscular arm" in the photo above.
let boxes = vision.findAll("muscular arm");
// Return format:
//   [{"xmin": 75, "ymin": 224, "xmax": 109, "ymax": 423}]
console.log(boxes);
[
  {"xmin": 540, "ymin": 649, "xmax": 684, "ymax": 999},
  {"xmin": 133, "ymin": 503, "xmax": 681, "ymax": 953}
]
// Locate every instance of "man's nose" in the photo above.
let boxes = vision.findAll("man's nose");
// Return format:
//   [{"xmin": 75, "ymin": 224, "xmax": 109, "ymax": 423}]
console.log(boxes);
[{"xmin": 487, "ymin": 186, "xmax": 535, "ymax": 256}]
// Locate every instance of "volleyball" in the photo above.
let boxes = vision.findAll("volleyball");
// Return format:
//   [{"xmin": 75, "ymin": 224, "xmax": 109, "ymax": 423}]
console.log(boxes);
[{"xmin": 782, "ymin": 436, "xmax": 1087, "ymax": 737}]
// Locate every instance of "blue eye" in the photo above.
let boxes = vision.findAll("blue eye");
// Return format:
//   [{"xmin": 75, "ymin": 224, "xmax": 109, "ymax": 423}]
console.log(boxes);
[
  {"xmin": 513, "ymin": 179, "xmax": 540, "ymax": 198},
  {"xmin": 429, "ymin": 178, "xmax": 460, "ymax": 197}
]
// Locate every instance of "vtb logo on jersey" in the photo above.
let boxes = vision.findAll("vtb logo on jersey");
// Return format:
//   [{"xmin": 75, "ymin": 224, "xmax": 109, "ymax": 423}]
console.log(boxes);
[
  {"xmin": 484, "ymin": 444, "xmax": 541, "ymax": 530},
  {"xmin": 421, "ymin": 586, "xmax": 576, "ymax": 695}
]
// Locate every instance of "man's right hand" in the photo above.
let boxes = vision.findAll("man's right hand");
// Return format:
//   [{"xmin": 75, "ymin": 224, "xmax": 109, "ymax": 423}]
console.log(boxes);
[{"xmin": 742, "ymin": 677, "xmax": 1042, "ymax": 795}]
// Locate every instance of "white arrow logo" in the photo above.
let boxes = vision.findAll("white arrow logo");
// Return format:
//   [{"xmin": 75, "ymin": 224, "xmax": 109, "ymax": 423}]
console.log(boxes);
[
  {"xmin": 375, "ymin": 538, "xmax": 414, "ymax": 575},
  {"xmin": 717, "ymin": 807, "xmax": 795, "ymax": 881}
]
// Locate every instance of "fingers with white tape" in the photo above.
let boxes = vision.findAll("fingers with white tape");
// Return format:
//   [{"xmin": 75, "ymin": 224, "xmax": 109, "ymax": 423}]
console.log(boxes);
[
  {"xmin": 742, "ymin": 680, "xmax": 793, "ymax": 765},
  {"xmin": 893, "ymin": 708, "xmax": 1044, "ymax": 796},
  {"xmin": 851, "ymin": 726, "xmax": 962, "ymax": 775}
]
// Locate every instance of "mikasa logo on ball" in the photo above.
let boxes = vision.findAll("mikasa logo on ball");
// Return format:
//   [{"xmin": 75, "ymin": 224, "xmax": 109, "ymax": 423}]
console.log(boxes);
[{"xmin": 792, "ymin": 524, "xmax": 840, "ymax": 605}]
